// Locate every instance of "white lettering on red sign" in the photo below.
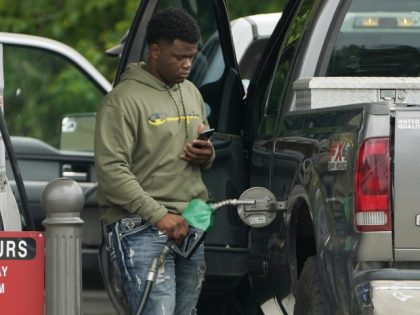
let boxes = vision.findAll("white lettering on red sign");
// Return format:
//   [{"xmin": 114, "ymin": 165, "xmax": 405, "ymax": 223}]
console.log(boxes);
[
  {"xmin": 0, "ymin": 266, "xmax": 8, "ymax": 294},
  {"xmin": 0, "ymin": 240, "xmax": 28, "ymax": 259},
  {"xmin": 0, "ymin": 233, "xmax": 44, "ymax": 314},
  {"xmin": 0, "ymin": 266, "xmax": 8, "ymax": 277}
]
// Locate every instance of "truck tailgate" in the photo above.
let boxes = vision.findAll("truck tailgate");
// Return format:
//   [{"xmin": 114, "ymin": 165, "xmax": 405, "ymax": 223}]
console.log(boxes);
[{"xmin": 394, "ymin": 104, "xmax": 420, "ymax": 260}]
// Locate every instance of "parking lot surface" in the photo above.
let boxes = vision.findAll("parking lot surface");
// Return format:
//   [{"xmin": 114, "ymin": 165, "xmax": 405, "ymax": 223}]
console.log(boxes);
[{"xmin": 84, "ymin": 290, "xmax": 117, "ymax": 315}]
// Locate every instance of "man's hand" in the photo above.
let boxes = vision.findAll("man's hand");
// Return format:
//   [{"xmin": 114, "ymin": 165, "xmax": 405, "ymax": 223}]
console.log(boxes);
[
  {"xmin": 156, "ymin": 212, "xmax": 189, "ymax": 240},
  {"xmin": 180, "ymin": 141, "xmax": 213, "ymax": 164},
  {"xmin": 180, "ymin": 124, "xmax": 214, "ymax": 164}
]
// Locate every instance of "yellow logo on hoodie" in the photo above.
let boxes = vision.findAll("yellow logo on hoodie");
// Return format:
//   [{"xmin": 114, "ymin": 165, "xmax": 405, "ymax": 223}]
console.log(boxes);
[{"xmin": 148, "ymin": 113, "xmax": 201, "ymax": 126}]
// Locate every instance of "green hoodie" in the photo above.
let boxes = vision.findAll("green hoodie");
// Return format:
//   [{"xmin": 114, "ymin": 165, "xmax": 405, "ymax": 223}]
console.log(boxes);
[{"xmin": 94, "ymin": 62, "xmax": 213, "ymax": 225}]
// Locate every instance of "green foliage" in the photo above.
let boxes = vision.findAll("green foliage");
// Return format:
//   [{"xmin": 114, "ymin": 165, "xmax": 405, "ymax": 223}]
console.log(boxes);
[
  {"xmin": 226, "ymin": 0, "xmax": 287, "ymax": 19},
  {"xmin": 0, "ymin": 0, "xmax": 139, "ymax": 82}
]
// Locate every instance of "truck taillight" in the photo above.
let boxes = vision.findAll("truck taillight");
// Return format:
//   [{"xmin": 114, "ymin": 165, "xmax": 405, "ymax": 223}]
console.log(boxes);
[{"xmin": 354, "ymin": 137, "xmax": 391, "ymax": 232}]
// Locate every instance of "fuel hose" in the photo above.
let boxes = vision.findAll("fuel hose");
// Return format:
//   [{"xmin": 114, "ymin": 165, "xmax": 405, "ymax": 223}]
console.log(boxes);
[{"xmin": 135, "ymin": 240, "xmax": 174, "ymax": 315}]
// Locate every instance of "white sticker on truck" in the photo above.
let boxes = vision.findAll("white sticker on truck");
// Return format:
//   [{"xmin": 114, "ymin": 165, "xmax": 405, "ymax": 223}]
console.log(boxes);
[
  {"xmin": 328, "ymin": 140, "xmax": 351, "ymax": 172},
  {"xmin": 397, "ymin": 119, "xmax": 420, "ymax": 129},
  {"xmin": 250, "ymin": 216, "xmax": 266, "ymax": 225},
  {"xmin": 416, "ymin": 214, "xmax": 420, "ymax": 227}
]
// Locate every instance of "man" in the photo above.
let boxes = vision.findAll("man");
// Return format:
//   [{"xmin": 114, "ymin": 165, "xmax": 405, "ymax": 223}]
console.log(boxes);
[{"xmin": 94, "ymin": 8, "xmax": 214, "ymax": 315}]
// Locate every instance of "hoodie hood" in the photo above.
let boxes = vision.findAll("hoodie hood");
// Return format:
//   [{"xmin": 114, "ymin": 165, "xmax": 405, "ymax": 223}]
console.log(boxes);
[{"xmin": 120, "ymin": 61, "xmax": 171, "ymax": 91}]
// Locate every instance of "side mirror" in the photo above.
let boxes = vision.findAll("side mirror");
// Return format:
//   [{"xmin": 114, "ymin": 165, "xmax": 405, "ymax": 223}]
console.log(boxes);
[{"xmin": 60, "ymin": 113, "xmax": 96, "ymax": 152}]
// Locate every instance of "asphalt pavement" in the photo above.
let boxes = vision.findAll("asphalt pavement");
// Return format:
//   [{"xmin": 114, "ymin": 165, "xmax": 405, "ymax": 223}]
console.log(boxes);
[
  {"xmin": 84, "ymin": 290, "xmax": 117, "ymax": 315},
  {"xmin": 83, "ymin": 283, "xmax": 420, "ymax": 315}
]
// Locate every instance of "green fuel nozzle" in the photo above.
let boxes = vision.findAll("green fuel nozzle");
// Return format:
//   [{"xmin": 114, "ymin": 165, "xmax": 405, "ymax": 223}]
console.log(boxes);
[
  {"xmin": 181, "ymin": 199, "xmax": 214, "ymax": 232},
  {"xmin": 172, "ymin": 198, "xmax": 256, "ymax": 259},
  {"xmin": 182, "ymin": 198, "xmax": 256, "ymax": 232}
]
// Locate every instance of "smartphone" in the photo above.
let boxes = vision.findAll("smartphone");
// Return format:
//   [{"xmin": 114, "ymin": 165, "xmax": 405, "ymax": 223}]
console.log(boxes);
[
  {"xmin": 197, "ymin": 128, "xmax": 215, "ymax": 140},
  {"xmin": 193, "ymin": 128, "xmax": 215, "ymax": 148}
]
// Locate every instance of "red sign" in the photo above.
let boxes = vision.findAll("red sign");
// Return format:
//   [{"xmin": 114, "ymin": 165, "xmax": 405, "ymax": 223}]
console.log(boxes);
[{"xmin": 0, "ymin": 231, "xmax": 44, "ymax": 314}]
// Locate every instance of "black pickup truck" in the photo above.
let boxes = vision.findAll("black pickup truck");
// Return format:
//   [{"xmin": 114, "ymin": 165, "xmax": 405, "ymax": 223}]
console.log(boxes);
[
  {"xmin": 118, "ymin": 0, "xmax": 420, "ymax": 314},
  {"xmin": 5, "ymin": 0, "xmax": 420, "ymax": 314}
]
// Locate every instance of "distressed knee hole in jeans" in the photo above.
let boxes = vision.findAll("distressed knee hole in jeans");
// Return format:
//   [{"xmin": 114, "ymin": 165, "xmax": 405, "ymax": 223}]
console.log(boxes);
[
  {"xmin": 196, "ymin": 264, "xmax": 206, "ymax": 291},
  {"xmin": 156, "ymin": 262, "xmax": 171, "ymax": 285}
]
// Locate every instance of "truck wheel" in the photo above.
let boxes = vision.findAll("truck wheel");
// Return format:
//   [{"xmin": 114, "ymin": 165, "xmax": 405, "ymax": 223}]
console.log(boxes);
[{"xmin": 294, "ymin": 256, "xmax": 331, "ymax": 315}]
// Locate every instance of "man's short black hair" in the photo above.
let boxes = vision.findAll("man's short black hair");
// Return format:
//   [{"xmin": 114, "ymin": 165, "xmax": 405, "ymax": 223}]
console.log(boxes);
[{"xmin": 146, "ymin": 7, "xmax": 201, "ymax": 45}]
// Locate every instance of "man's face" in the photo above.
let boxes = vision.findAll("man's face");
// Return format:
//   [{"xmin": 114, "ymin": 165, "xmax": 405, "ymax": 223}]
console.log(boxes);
[{"xmin": 151, "ymin": 39, "xmax": 198, "ymax": 85}]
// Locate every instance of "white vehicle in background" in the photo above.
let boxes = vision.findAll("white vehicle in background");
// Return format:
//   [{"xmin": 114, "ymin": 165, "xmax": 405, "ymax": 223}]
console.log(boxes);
[
  {"xmin": 189, "ymin": 13, "xmax": 282, "ymax": 94},
  {"xmin": 0, "ymin": 32, "xmax": 112, "ymax": 287},
  {"xmin": 230, "ymin": 13, "xmax": 282, "ymax": 91}
]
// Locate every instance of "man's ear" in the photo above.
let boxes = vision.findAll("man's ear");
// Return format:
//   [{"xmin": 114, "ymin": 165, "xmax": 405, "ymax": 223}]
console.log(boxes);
[{"xmin": 149, "ymin": 43, "xmax": 160, "ymax": 60}]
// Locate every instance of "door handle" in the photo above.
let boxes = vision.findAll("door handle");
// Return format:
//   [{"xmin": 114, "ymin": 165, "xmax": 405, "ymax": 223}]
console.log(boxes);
[{"xmin": 62, "ymin": 164, "xmax": 88, "ymax": 182}]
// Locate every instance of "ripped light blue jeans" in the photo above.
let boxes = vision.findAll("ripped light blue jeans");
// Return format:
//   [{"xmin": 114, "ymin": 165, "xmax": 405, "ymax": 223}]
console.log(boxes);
[{"xmin": 107, "ymin": 215, "xmax": 206, "ymax": 315}]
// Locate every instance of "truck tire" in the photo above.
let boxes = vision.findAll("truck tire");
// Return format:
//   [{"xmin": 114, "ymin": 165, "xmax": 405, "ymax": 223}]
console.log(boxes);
[{"xmin": 294, "ymin": 256, "xmax": 331, "ymax": 315}]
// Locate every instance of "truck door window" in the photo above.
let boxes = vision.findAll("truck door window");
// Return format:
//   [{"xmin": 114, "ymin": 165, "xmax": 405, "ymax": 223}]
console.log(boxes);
[
  {"xmin": 185, "ymin": 1, "xmax": 227, "ymax": 128},
  {"xmin": 258, "ymin": 0, "xmax": 316, "ymax": 137},
  {"xmin": 327, "ymin": 0, "xmax": 420, "ymax": 76},
  {"xmin": 3, "ymin": 44, "xmax": 103, "ymax": 152},
  {"xmin": 239, "ymin": 38, "xmax": 270, "ymax": 86}
]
